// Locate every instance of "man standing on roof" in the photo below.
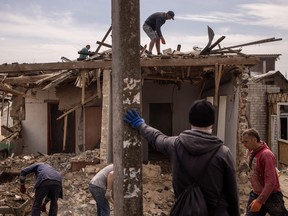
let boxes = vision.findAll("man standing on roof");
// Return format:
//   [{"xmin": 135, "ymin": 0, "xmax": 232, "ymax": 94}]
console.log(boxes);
[{"xmin": 143, "ymin": 11, "xmax": 175, "ymax": 56}]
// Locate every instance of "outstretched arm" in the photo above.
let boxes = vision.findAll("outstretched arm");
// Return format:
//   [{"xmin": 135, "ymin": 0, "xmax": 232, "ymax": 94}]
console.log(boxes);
[{"xmin": 124, "ymin": 109, "xmax": 177, "ymax": 157}]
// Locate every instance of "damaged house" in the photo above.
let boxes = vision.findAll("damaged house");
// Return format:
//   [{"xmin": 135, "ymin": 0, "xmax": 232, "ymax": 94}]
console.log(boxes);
[
  {"xmin": 246, "ymin": 58, "xmax": 288, "ymax": 169},
  {"xmin": 0, "ymin": 27, "xmax": 283, "ymax": 173}
]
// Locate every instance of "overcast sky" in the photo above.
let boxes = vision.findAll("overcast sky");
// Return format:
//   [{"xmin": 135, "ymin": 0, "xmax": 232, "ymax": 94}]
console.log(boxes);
[{"xmin": 1, "ymin": 0, "xmax": 287, "ymax": 75}]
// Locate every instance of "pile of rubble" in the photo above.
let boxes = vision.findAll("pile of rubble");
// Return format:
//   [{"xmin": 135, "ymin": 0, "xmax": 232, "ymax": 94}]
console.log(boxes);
[
  {"xmin": 0, "ymin": 151, "xmax": 174, "ymax": 216},
  {"xmin": 1, "ymin": 150, "xmax": 278, "ymax": 216}
]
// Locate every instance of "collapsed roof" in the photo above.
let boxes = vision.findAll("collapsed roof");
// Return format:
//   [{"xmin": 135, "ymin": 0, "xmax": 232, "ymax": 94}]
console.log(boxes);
[{"xmin": 0, "ymin": 26, "xmax": 281, "ymax": 101}]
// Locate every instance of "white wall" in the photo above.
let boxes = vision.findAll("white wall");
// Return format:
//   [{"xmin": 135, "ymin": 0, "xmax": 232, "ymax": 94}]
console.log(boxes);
[
  {"xmin": 203, "ymin": 81, "xmax": 239, "ymax": 160},
  {"xmin": 142, "ymin": 81, "xmax": 201, "ymax": 160},
  {"xmin": 142, "ymin": 81, "xmax": 201, "ymax": 134},
  {"xmin": 142, "ymin": 78, "xmax": 239, "ymax": 162},
  {"xmin": 22, "ymin": 89, "xmax": 57, "ymax": 154}
]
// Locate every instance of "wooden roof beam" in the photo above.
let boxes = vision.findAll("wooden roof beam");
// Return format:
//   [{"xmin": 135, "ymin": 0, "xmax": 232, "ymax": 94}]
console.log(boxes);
[
  {"xmin": 140, "ymin": 56, "xmax": 259, "ymax": 67},
  {"xmin": 0, "ymin": 61, "xmax": 112, "ymax": 74},
  {"xmin": 0, "ymin": 55, "xmax": 259, "ymax": 74}
]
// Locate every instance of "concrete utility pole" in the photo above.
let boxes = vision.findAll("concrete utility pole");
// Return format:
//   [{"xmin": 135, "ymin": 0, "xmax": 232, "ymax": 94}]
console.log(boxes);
[{"xmin": 111, "ymin": 0, "xmax": 143, "ymax": 216}]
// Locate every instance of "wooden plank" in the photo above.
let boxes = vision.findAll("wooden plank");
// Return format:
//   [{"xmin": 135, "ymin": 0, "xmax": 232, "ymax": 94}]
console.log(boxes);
[
  {"xmin": 140, "ymin": 56, "xmax": 259, "ymax": 67},
  {"xmin": 97, "ymin": 69, "xmax": 102, "ymax": 98},
  {"xmin": 213, "ymin": 37, "xmax": 282, "ymax": 52},
  {"xmin": 0, "ymin": 56, "xmax": 259, "ymax": 74},
  {"xmin": 96, "ymin": 41, "xmax": 112, "ymax": 48},
  {"xmin": 35, "ymin": 72, "xmax": 67, "ymax": 85},
  {"xmin": 0, "ymin": 83, "xmax": 37, "ymax": 99},
  {"xmin": 81, "ymin": 70, "xmax": 86, "ymax": 104},
  {"xmin": 41, "ymin": 71, "xmax": 74, "ymax": 90},
  {"xmin": 0, "ymin": 61, "xmax": 112, "ymax": 73},
  {"xmin": 56, "ymin": 92, "xmax": 98, "ymax": 120},
  {"xmin": 214, "ymin": 64, "xmax": 223, "ymax": 107},
  {"xmin": 2, "ymin": 74, "xmax": 53, "ymax": 85},
  {"xmin": 206, "ymin": 36, "xmax": 226, "ymax": 52},
  {"xmin": 63, "ymin": 115, "xmax": 67, "ymax": 151},
  {"xmin": 95, "ymin": 26, "xmax": 112, "ymax": 54}
]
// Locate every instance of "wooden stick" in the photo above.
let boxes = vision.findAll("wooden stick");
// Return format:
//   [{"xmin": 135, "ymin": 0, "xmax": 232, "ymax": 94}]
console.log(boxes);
[
  {"xmin": 56, "ymin": 92, "xmax": 98, "ymax": 120},
  {"xmin": 63, "ymin": 115, "xmax": 67, "ymax": 151},
  {"xmin": 96, "ymin": 41, "xmax": 112, "ymax": 48},
  {"xmin": 213, "ymin": 37, "xmax": 282, "ymax": 52},
  {"xmin": 95, "ymin": 26, "xmax": 112, "ymax": 54}
]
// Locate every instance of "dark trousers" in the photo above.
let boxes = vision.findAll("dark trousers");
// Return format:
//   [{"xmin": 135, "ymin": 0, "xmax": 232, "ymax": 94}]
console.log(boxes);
[
  {"xmin": 32, "ymin": 183, "xmax": 61, "ymax": 216},
  {"xmin": 89, "ymin": 184, "xmax": 110, "ymax": 216},
  {"xmin": 246, "ymin": 191, "xmax": 288, "ymax": 216}
]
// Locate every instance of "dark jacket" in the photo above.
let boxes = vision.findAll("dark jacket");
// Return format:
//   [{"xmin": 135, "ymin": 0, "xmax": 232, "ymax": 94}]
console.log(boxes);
[
  {"xmin": 20, "ymin": 163, "xmax": 63, "ymax": 198},
  {"xmin": 144, "ymin": 12, "xmax": 166, "ymax": 38},
  {"xmin": 139, "ymin": 123, "xmax": 240, "ymax": 216}
]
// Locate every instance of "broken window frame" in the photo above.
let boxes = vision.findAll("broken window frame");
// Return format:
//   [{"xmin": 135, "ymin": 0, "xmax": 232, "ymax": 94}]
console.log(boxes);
[{"xmin": 277, "ymin": 103, "xmax": 288, "ymax": 142}]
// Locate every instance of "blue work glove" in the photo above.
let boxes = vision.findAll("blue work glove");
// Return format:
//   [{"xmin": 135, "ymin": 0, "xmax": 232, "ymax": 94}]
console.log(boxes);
[{"xmin": 124, "ymin": 109, "xmax": 145, "ymax": 128}]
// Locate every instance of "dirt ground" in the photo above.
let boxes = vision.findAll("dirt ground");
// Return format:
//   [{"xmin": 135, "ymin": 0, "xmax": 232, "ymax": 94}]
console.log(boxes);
[{"xmin": 0, "ymin": 151, "xmax": 288, "ymax": 216}]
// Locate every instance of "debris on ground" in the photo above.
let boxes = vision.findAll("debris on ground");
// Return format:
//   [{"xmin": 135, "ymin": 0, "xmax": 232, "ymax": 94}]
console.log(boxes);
[{"xmin": 0, "ymin": 150, "xmax": 287, "ymax": 216}]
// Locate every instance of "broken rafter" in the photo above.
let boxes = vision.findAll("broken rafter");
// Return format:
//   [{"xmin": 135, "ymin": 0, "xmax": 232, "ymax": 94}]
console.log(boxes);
[
  {"xmin": 0, "ymin": 131, "xmax": 19, "ymax": 142},
  {"xmin": 206, "ymin": 36, "xmax": 226, "ymax": 52},
  {"xmin": 96, "ymin": 41, "xmax": 112, "ymax": 49},
  {"xmin": 63, "ymin": 115, "xmax": 68, "ymax": 151},
  {"xmin": 0, "ymin": 83, "xmax": 37, "ymax": 99},
  {"xmin": 209, "ymin": 49, "xmax": 242, "ymax": 55},
  {"xmin": 1, "ymin": 74, "xmax": 53, "ymax": 85},
  {"xmin": 213, "ymin": 37, "xmax": 282, "ymax": 52},
  {"xmin": 35, "ymin": 70, "xmax": 69, "ymax": 85},
  {"xmin": 95, "ymin": 25, "xmax": 112, "ymax": 54},
  {"xmin": 56, "ymin": 92, "xmax": 99, "ymax": 120},
  {"xmin": 42, "ymin": 70, "xmax": 74, "ymax": 90}
]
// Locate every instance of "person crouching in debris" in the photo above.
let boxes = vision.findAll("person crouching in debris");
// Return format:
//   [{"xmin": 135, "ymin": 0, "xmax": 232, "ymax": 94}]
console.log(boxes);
[
  {"xmin": 89, "ymin": 164, "xmax": 114, "ymax": 216},
  {"xmin": 19, "ymin": 162, "xmax": 63, "ymax": 216},
  {"xmin": 78, "ymin": 44, "xmax": 91, "ymax": 60},
  {"xmin": 124, "ymin": 99, "xmax": 240, "ymax": 215}
]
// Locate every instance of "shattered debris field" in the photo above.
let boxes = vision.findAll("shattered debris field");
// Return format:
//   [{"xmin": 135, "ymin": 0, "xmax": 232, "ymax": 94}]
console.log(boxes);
[{"xmin": 0, "ymin": 151, "xmax": 288, "ymax": 216}]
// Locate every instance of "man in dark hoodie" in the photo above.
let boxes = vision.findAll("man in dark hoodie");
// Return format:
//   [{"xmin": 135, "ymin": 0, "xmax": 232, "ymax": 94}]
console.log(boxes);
[
  {"xmin": 242, "ymin": 128, "xmax": 288, "ymax": 216},
  {"xmin": 124, "ymin": 99, "xmax": 240, "ymax": 215}
]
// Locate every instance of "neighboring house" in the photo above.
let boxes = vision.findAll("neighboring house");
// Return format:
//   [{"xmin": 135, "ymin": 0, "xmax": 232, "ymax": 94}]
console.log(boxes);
[
  {"xmin": 245, "ymin": 54, "xmax": 288, "ymax": 168},
  {"xmin": 250, "ymin": 54, "xmax": 281, "ymax": 76}
]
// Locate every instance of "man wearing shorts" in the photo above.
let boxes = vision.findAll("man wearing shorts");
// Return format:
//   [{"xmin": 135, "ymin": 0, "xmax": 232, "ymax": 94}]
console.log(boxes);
[{"xmin": 143, "ymin": 11, "xmax": 175, "ymax": 56}]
